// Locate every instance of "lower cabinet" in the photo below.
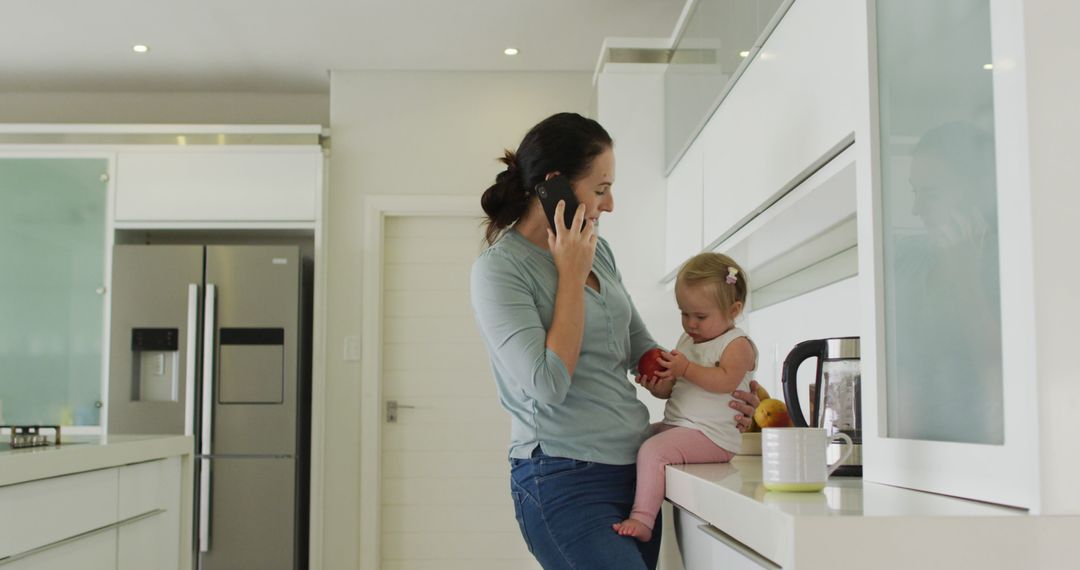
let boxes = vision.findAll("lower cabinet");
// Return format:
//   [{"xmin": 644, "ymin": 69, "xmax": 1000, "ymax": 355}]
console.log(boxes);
[
  {"xmin": 674, "ymin": 507, "xmax": 779, "ymax": 570},
  {"xmin": 0, "ymin": 457, "xmax": 181, "ymax": 569},
  {"xmin": 2, "ymin": 529, "xmax": 117, "ymax": 570}
]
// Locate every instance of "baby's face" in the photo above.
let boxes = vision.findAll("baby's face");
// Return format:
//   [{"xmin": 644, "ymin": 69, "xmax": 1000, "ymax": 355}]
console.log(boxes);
[{"xmin": 675, "ymin": 282, "xmax": 733, "ymax": 344}]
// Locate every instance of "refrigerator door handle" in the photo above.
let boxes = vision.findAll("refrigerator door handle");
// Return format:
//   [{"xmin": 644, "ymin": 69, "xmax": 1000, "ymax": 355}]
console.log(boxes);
[
  {"xmin": 184, "ymin": 283, "xmax": 199, "ymax": 438},
  {"xmin": 199, "ymin": 458, "xmax": 211, "ymax": 553},
  {"xmin": 199, "ymin": 283, "xmax": 217, "ymax": 553},
  {"xmin": 201, "ymin": 283, "xmax": 216, "ymax": 456}
]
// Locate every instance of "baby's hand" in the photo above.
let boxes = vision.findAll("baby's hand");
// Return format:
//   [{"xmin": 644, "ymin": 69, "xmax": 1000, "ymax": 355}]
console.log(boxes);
[
  {"xmin": 635, "ymin": 374, "xmax": 675, "ymax": 399},
  {"xmin": 657, "ymin": 350, "xmax": 690, "ymax": 380}
]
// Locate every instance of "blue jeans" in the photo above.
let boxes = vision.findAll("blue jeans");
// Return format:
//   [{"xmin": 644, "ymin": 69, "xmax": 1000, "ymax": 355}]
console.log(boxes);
[{"xmin": 509, "ymin": 449, "xmax": 661, "ymax": 570}]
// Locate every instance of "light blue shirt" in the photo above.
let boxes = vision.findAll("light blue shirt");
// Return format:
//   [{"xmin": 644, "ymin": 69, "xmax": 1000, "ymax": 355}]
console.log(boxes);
[{"xmin": 470, "ymin": 230, "xmax": 656, "ymax": 465}]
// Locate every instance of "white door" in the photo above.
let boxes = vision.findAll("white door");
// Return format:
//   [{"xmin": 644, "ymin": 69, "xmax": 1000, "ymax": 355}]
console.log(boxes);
[{"xmin": 379, "ymin": 215, "xmax": 541, "ymax": 570}]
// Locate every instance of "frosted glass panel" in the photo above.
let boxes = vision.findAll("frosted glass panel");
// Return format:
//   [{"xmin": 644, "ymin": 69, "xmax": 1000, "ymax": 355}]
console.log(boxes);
[
  {"xmin": 0, "ymin": 158, "xmax": 108, "ymax": 426},
  {"xmin": 876, "ymin": 0, "xmax": 1003, "ymax": 444},
  {"xmin": 665, "ymin": 0, "xmax": 784, "ymax": 168}
]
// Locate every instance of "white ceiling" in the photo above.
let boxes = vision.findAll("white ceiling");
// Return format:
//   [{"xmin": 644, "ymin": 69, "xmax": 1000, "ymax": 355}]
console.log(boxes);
[{"xmin": 3, "ymin": 0, "xmax": 684, "ymax": 94}]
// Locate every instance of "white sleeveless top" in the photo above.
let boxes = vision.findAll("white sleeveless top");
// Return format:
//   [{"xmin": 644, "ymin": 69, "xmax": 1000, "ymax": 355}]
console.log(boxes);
[{"xmin": 662, "ymin": 327, "xmax": 757, "ymax": 453}]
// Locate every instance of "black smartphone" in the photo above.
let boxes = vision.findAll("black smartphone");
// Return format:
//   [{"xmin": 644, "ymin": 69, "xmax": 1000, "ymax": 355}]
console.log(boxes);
[{"xmin": 535, "ymin": 175, "xmax": 581, "ymax": 232}]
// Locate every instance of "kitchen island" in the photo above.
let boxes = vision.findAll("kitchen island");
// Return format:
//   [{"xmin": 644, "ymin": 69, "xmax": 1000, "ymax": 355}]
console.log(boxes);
[
  {"xmin": 666, "ymin": 456, "xmax": 1080, "ymax": 569},
  {"xmin": 0, "ymin": 434, "xmax": 192, "ymax": 569}
]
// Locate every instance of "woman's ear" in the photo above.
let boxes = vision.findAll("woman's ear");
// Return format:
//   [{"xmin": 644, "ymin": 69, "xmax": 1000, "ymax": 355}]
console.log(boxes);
[{"xmin": 544, "ymin": 171, "xmax": 561, "ymax": 181}]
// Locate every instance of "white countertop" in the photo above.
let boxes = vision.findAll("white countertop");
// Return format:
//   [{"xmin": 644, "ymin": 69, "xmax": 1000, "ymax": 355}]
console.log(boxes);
[
  {"xmin": 0, "ymin": 434, "xmax": 193, "ymax": 487},
  {"xmin": 666, "ymin": 456, "xmax": 1080, "ymax": 569}
]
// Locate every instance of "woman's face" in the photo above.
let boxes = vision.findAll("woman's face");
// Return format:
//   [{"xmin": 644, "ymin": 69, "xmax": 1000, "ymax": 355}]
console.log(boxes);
[{"xmin": 570, "ymin": 147, "xmax": 615, "ymax": 227}]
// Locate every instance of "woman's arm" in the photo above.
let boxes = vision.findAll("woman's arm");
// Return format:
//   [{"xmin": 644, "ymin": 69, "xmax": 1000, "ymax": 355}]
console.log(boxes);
[
  {"xmin": 471, "ymin": 253, "xmax": 574, "ymax": 405},
  {"xmin": 655, "ymin": 337, "xmax": 756, "ymax": 394},
  {"xmin": 544, "ymin": 202, "xmax": 596, "ymax": 377}
]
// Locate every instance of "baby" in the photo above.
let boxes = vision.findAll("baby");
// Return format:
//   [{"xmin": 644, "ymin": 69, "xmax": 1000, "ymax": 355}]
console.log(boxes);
[{"xmin": 614, "ymin": 252, "xmax": 757, "ymax": 541}]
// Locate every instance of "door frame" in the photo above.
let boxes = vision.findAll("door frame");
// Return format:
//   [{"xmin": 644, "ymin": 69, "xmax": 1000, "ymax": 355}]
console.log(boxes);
[{"xmin": 358, "ymin": 195, "xmax": 482, "ymax": 569}]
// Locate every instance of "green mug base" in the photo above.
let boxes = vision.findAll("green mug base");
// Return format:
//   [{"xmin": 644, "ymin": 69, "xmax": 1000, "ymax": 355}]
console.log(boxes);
[{"xmin": 763, "ymin": 481, "xmax": 826, "ymax": 492}]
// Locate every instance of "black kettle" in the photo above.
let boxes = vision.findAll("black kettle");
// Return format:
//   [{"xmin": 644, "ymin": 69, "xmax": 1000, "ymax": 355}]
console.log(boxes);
[{"xmin": 781, "ymin": 337, "xmax": 862, "ymax": 476}]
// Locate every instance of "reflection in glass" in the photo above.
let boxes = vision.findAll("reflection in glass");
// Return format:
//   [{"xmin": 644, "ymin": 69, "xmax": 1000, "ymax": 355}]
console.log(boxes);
[
  {"xmin": 0, "ymin": 159, "xmax": 108, "ymax": 426},
  {"xmin": 665, "ymin": 0, "xmax": 784, "ymax": 168},
  {"xmin": 876, "ymin": 0, "xmax": 1003, "ymax": 444}
]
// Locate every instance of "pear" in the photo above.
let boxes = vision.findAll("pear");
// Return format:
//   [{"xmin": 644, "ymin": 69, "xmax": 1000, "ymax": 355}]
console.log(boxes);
[
  {"xmin": 753, "ymin": 398, "xmax": 794, "ymax": 429},
  {"xmin": 747, "ymin": 384, "xmax": 771, "ymax": 432}
]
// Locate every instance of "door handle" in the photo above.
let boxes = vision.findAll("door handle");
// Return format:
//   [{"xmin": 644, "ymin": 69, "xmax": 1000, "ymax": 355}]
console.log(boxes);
[
  {"xmin": 385, "ymin": 400, "xmax": 415, "ymax": 423},
  {"xmin": 184, "ymin": 283, "xmax": 199, "ymax": 438}
]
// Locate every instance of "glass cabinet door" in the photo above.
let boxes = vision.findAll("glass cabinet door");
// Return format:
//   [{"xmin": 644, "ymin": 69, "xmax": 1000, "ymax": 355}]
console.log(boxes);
[
  {"xmin": 875, "ymin": 0, "xmax": 1003, "ymax": 445},
  {"xmin": 0, "ymin": 158, "xmax": 109, "ymax": 427},
  {"xmin": 859, "ymin": 0, "xmax": 1036, "ymax": 509}
]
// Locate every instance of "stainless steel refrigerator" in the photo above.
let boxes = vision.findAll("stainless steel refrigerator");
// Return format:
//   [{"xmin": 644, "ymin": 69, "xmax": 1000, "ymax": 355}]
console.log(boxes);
[{"xmin": 108, "ymin": 244, "xmax": 310, "ymax": 570}]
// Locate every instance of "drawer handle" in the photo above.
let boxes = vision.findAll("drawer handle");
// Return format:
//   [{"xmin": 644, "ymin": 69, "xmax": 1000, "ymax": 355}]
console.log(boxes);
[
  {"xmin": 0, "ymin": 509, "xmax": 166, "ymax": 566},
  {"xmin": 697, "ymin": 523, "xmax": 781, "ymax": 569}
]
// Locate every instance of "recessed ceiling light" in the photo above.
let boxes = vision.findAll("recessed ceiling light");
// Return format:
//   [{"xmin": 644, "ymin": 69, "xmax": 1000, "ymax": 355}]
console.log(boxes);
[
  {"xmin": 739, "ymin": 50, "xmax": 750, "ymax": 58},
  {"xmin": 132, "ymin": 45, "xmax": 150, "ymax": 53},
  {"xmin": 504, "ymin": 48, "xmax": 519, "ymax": 56},
  {"xmin": 983, "ymin": 63, "xmax": 994, "ymax": 70}
]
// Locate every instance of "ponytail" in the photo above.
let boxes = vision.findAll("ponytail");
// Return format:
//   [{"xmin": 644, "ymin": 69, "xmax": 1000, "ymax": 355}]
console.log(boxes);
[{"xmin": 481, "ymin": 149, "xmax": 531, "ymax": 245}]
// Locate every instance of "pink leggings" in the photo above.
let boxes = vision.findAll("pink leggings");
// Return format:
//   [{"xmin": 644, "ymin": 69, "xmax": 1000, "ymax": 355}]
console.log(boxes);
[{"xmin": 630, "ymin": 423, "xmax": 735, "ymax": 530}]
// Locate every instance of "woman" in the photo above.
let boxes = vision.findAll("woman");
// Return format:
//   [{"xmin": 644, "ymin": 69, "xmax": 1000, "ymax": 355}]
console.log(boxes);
[{"xmin": 470, "ymin": 112, "xmax": 759, "ymax": 569}]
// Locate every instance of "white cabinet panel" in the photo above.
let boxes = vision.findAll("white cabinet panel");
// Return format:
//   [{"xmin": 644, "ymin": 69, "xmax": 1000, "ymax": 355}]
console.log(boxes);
[
  {"xmin": 118, "ymin": 513, "xmax": 175, "ymax": 570},
  {"xmin": 664, "ymin": 139, "xmax": 704, "ymax": 275},
  {"xmin": 0, "ymin": 468, "xmax": 118, "ymax": 559},
  {"xmin": 115, "ymin": 148, "xmax": 321, "ymax": 223},
  {"xmin": 117, "ymin": 458, "xmax": 181, "ymax": 569},
  {"xmin": 674, "ymin": 507, "xmax": 777, "ymax": 570},
  {"xmin": 2, "ymin": 528, "xmax": 117, "ymax": 570},
  {"xmin": 701, "ymin": 0, "xmax": 857, "ymax": 248}
]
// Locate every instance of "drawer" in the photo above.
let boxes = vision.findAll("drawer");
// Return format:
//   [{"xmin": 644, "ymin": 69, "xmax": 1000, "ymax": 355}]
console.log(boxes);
[
  {"xmin": 0, "ymin": 468, "xmax": 119, "ymax": 559},
  {"xmin": 118, "ymin": 457, "xmax": 180, "ymax": 519},
  {"xmin": 0, "ymin": 527, "xmax": 117, "ymax": 570},
  {"xmin": 675, "ymin": 507, "xmax": 779, "ymax": 570},
  {"xmin": 118, "ymin": 510, "xmax": 178, "ymax": 570}
]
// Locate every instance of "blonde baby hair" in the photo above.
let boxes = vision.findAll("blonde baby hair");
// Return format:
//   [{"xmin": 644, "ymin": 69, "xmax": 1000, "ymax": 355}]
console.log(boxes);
[{"xmin": 676, "ymin": 252, "xmax": 749, "ymax": 316}]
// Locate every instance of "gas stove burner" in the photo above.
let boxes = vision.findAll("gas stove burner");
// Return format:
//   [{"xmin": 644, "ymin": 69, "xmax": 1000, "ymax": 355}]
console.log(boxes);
[{"xmin": 0, "ymin": 425, "xmax": 62, "ymax": 448}]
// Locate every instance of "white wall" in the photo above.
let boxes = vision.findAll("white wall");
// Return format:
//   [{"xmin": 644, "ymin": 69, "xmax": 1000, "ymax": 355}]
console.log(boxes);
[
  {"xmin": 322, "ymin": 69, "xmax": 592, "ymax": 568},
  {"xmin": 596, "ymin": 65, "xmax": 683, "ymax": 421},
  {"xmin": 1019, "ymin": 0, "xmax": 1080, "ymax": 515},
  {"xmin": 745, "ymin": 277, "xmax": 860, "ymax": 408},
  {"xmin": 0, "ymin": 91, "xmax": 329, "ymax": 125}
]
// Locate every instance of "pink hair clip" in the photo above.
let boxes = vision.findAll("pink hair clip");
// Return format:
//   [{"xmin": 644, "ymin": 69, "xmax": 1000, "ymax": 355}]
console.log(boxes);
[{"xmin": 726, "ymin": 267, "xmax": 739, "ymax": 285}]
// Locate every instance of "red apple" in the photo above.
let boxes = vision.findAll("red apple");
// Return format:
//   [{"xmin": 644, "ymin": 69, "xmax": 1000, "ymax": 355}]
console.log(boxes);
[{"xmin": 637, "ymin": 347, "xmax": 665, "ymax": 378}]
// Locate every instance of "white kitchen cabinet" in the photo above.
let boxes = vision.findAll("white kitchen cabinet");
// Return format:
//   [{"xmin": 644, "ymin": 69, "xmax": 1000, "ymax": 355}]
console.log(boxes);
[
  {"xmin": 0, "ymin": 467, "xmax": 118, "ymax": 560},
  {"xmin": 855, "ymin": 0, "xmax": 1080, "ymax": 514},
  {"xmin": 1, "ymin": 528, "xmax": 118, "ymax": 570},
  {"xmin": 700, "ymin": 0, "xmax": 857, "ymax": 251},
  {"xmin": 0, "ymin": 457, "xmax": 182, "ymax": 569},
  {"xmin": 664, "ymin": 137, "xmax": 704, "ymax": 276},
  {"xmin": 114, "ymin": 147, "xmax": 322, "ymax": 224},
  {"xmin": 674, "ymin": 506, "xmax": 778, "ymax": 570}
]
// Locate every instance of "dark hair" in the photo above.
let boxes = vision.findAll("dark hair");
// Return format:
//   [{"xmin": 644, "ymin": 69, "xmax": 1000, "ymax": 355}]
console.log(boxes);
[{"xmin": 481, "ymin": 112, "xmax": 613, "ymax": 245}]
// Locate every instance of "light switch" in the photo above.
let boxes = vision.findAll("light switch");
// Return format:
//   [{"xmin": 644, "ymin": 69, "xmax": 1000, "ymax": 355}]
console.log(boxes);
[{"xmin": 344, "ymin": 335, "xmax": 362, "ymax": 362}]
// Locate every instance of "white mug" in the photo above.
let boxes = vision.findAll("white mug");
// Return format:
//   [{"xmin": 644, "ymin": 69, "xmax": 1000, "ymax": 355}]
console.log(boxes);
[{"xmin": 761, "ymin": 427, "xmax": 853, "ymax": 492}]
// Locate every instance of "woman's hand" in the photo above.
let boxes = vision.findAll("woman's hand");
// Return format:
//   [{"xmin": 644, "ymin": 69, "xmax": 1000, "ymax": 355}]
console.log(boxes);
[
  {"xmin": 730, "ymin": 379, "xmax": 763, "ymax": 432},
  {"xmin": 547, "ymin": 200, "xmax": 597, "ymax": 286},
  {"xmin": 655, "ymin": 350, "xmax": 690, "ymax": 380},
  {"xmin": 635, "ymin": 374, "xmax": 674, "ymax": 399}
]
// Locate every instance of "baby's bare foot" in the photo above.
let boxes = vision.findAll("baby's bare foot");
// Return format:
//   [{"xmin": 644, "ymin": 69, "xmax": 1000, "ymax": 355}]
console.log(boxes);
[{"xmin": 612, "ymin": 518, "xmax": 653, "ymax": 542}]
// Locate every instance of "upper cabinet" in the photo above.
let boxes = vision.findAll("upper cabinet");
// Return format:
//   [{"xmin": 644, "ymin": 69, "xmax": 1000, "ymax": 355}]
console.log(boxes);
[
  {"xmin": 0, "ymin": 158, "xmax": 109, "ymax": 427},
  {"xmin": 700, "ymin": 0, "xmax": 858, "ymax": 252},
  {"xmin": 0, "ymin": 124, "xmax": 325, "ymax": 430},
  {"xmin": 856, "ymin": 0, "xmax": 1080, "ymax": 514},
  {"xmin": 114, "ymin": 147, "xmax": 322, "ymax": 225},
  {"xmin": 665, "ymin": 0, "xmax": 785, "ymax": 170}
]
